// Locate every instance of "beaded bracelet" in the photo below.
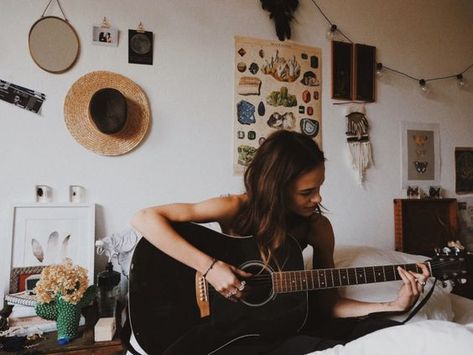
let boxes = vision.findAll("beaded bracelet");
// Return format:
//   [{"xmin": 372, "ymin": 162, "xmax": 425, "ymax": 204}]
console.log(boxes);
[{"xmin": 203, "ymin": 258, "xmax": 218, "ymax": 279}]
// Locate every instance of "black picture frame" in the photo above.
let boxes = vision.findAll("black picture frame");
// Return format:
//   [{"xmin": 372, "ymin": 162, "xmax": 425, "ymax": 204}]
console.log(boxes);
[
  {"xmin": 455, "ymin": 147, "xmax": 473, "ymax": 194},
  {"xmin": 128, "ymin": 29, "xmax": 154, "ymax": 65},
  {"xmin": 331, "ymin": 41, "xmax": 353, "ymax": 100},
  {"xmin": 354, "ymin": 43, "xmax": 376, "ymax": 102}
]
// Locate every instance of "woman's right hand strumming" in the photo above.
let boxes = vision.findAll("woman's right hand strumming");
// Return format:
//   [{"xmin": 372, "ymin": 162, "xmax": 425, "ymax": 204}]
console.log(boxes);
[{"xmin": 205, "ymin": 260, "xmax": 251, "ymax": 301}]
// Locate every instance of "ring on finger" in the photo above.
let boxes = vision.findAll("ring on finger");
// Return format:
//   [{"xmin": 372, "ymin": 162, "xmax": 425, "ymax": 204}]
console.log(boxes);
[
  {"xmin": 238, "ymin": 281, "xmax": 246, "ymax": 291},
  {"xmin": 417, "ymin": 279, "xmax": 426, "ymax": 286}
]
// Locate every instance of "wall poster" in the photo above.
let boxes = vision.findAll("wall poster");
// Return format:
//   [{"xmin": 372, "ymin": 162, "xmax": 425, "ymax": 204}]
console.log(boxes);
[
  {"xmin": 234, "ymin": 36, "xmax": 322, "ymax": 173},
  {"xmin": 401, "ymin": 121, "xmax": 440, "ymax": 188}
]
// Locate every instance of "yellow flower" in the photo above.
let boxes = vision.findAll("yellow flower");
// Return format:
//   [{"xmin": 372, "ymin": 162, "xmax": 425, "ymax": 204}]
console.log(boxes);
[{"xmin": 34, "ymin": 258, "xmax": 89, "ymax": 305}]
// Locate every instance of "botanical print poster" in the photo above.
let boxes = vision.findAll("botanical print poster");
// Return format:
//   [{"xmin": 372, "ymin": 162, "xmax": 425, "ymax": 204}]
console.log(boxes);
[{"xmin": 234, "ymin": 36, "xmax": 322, "ymax": 173}]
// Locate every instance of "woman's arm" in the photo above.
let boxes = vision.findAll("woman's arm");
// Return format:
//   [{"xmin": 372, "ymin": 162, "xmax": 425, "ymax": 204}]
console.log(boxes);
[
  {"xmin": 131, "ymin": 195, "xmax": 249, "ymax": 299},
  {"xmin": 308, "ymin": 215, "xmax": 430, "ymax": 319}
]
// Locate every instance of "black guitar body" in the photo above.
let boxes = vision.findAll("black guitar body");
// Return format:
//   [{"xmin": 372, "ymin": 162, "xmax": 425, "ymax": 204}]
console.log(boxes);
[{"xmin": 129, "ymin": 222, "xmax": 308, "ymax": 355}]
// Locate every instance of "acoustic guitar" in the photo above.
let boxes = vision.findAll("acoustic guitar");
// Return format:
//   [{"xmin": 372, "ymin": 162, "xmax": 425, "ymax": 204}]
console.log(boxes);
[{"xmin": 128, "ymin": 222, "xmax": 467, "ymax": 355}]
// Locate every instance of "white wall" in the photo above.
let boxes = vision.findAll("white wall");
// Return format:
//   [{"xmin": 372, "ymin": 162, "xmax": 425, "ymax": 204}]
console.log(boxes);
[{"xmin": 1, "ymin": 0, "xmax": 473, "ymax": 300}]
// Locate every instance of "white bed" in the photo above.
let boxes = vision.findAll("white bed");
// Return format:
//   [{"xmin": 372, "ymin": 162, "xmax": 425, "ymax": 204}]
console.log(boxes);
[{"xmin": 304, "ymin": 245, "xmax": 473, "ymax": 355}]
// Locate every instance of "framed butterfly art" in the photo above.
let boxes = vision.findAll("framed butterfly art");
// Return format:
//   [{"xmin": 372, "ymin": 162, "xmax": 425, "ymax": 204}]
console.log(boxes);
[{"xmin": 401, "ymin": 121, "xmax": 440, "ymax": 188}]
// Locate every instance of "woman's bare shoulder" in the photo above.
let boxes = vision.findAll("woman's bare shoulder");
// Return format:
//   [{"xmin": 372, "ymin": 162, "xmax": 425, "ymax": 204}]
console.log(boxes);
[{"xmin": 307, "ymin": 214, "xmax": 334, "ymax": 246}]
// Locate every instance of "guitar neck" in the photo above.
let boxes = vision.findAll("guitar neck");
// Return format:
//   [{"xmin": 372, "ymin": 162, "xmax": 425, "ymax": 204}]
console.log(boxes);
[{"xmin": 273, "ymin": 263, "xmax": 425, "ymax": 293}]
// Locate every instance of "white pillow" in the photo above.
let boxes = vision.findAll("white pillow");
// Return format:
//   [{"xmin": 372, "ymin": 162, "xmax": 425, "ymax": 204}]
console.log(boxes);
[{"xmin": 332, "ymin": 245, "xmax": 454, "ymax": 322}]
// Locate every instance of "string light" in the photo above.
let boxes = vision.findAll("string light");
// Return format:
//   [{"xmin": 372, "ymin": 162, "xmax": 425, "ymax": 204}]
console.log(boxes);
[
  {"xmin": 456, "ymin": 74, "xmax": 466, "ymax": 88},
  {"xmin": 376, "ymin": 63, "xmax": 384, "ymax": 77},
  {"xmin": 310, "ymin": 0, "xmax": 472, "ymax": 91},
  {"xmin": 419, "ymin": 79, "xmax": 429, "ymax": 93},
  {"xmin": 326, "ymin": 24, "xmax": 337, "ymax": 40}
]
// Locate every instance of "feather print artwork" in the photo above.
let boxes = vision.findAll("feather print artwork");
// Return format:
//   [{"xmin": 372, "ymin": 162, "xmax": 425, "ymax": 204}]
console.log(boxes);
[
  {"xmin": 31, "ymin": 238, "xmax": 44, "ymax": 262},
  {"xmin": 61, "ymin": 235, "xmax": 71, "ymax": 261},
  {"xmin": 46, "ymin": 231, "xmax": 59, "ymax": 263}
]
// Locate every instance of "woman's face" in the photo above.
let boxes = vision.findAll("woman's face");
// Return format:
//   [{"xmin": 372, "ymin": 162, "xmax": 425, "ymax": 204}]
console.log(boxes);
[{"xmin": 287, "ymin": 165, "xmax": 325, "ymax": 217}]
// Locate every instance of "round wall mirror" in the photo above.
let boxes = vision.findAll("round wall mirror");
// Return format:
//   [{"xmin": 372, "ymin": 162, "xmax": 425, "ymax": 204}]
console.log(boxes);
[{"xmin": 29, "ymin": 16, "xmax": 80, "ymax": 74}]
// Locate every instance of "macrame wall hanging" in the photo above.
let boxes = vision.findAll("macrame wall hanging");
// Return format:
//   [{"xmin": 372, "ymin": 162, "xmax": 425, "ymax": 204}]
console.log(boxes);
[{"xmin": 345, "ymin": 104, "xmax": 373, "ymax": 184}]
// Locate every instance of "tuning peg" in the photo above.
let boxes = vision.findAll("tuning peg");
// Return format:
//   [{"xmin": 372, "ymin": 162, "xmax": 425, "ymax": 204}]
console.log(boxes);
[
  {"xmin": 459, "ymin": 278, "xmax": 467, "ymax": 285},
  {"xmin": 441, "ymin": 281, "xmax": 450, "ymax": 288},
  {"xmin": 442, "ymin": 247, "xmax": 452, "ymax": 255},
  {"xmin": 434, "ymin": 248, "xmax": 442, "ymax": 256}
]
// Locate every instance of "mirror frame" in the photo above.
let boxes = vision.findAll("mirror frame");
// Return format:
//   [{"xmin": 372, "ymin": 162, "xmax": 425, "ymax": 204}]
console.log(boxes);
[{"xmin": 28, "ymin": 16, "xmax": 80, "ymax": 74}]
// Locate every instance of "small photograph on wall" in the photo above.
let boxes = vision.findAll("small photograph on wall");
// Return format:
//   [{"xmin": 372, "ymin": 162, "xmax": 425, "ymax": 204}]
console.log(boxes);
[
  {"xmin": 92, "ymin": 26, "xmax": 119, "ymax": 47},
  {"xmin": 401, "ymin": 121, "xmax": 440, "ymax": 188},
  {"xmin": 455, "ymin": 147, "xmax": 473, "ymax": 194}
]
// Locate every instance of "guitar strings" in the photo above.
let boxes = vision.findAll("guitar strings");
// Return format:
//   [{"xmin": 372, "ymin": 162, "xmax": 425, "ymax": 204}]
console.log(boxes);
[{"xmin": 203, "ymin": 260, "xmax": 463, "ymax": 295}]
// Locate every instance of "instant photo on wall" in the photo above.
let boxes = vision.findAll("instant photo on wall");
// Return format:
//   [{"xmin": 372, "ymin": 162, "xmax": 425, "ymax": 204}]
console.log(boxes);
[
  {"xmin": 331, "ymin": 41, "xmax": 353, "ymax": 100},
  {"xmin": 354, "ymin": 44, "xmax": 376, "ymax": 102},
  {"xmin": 128, "ymin": 29, "xmax": 153, "ymax": 65},
  {"xmin": 92, "ymin": 26, "xmax": 119, "ymax": 47}
]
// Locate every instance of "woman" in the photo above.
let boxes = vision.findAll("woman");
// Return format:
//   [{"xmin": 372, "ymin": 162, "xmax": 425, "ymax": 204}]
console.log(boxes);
[{"xmin": 131, "ymin": 130, "xmax": 429, "ymax": 353}]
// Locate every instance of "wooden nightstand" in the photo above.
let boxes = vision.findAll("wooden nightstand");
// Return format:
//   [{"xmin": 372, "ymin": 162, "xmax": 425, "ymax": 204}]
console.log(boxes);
[
  {"xmin": 19, "ymin": 306, "xmax": 125, "ymax": 354},
  {"xmin": 393, "ymin": 198, "xmax": 473, "ymax": 299},
  {"xmin": 393, "ymin": 198, "xmax": 458, "ymax": 256}
]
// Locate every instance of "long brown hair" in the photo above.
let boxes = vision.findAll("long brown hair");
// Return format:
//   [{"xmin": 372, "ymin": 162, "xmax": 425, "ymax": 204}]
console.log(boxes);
[{"xmin": 233, "ymin": 130, "xmax": 325, "ymax": 263}]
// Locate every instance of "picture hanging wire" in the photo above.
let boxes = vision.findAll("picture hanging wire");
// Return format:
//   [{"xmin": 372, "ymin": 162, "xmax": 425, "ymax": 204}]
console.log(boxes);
[
  {"xmin": 41, "ymin": 0, "xmax": 68, "ymax": 21},
  {"xmin": 136, "ymin": 22, "xmax": 145, "ymax": 33},
  {"xmin": 100, "ymin": 17, "xmax": 111, "ymax": 29}
]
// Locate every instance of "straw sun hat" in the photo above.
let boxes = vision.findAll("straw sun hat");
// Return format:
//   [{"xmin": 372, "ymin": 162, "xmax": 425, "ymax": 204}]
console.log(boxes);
[{"xmin": 64, "ymin": 71, "xmax": 150, "ymax": 156}]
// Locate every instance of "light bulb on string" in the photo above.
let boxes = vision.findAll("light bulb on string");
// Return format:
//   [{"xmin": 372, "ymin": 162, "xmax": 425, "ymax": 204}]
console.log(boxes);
[
  {"xmin": 456, "ymin": 74, "xmax": 466, "ymax": 88},
  {"xmin": 376, "ymin": 63, "xmax": 384, "ymax": 78},
  {"xmin": 326, "ymin": 24, "xmax": 337, "ymax": 40},
  {"xmin": 419, "ymin": 79, "xmax": 430, "ymax": 94}
]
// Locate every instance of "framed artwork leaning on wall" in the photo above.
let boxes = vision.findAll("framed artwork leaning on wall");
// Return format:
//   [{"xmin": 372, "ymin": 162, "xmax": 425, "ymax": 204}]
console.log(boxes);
[{"xmin": 9, "ymin": 203, "xmax": 96, "ymax": 285}]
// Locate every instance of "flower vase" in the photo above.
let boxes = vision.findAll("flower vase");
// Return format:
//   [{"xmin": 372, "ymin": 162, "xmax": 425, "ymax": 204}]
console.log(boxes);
[{"xmin": 36, "ymin": 285, "xmax": 97, "ymax": 345}]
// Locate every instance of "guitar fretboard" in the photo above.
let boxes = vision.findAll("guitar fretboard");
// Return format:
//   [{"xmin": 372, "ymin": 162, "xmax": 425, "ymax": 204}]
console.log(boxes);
[{"xmin": 272, "ymin": 263, "xmax": 423, "ymax": 293}]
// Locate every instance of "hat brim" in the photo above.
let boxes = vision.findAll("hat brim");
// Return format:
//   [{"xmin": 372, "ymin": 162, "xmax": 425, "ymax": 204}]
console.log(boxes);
[{"xmin": 64, "ymin": 71, "xmax": 150, "ymax": 156}]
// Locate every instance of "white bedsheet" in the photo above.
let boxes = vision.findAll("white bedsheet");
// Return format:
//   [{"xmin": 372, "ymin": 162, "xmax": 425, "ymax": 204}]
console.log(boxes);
[{"xmin": 307, "ymin": 319, "xmax": 473, "ymax": 355}]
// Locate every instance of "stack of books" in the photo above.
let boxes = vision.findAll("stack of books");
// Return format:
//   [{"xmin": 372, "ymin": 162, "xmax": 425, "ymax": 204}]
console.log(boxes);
[
  {"xmin": 4, "ymin": 293, "xmax": 85, "ymax": 334},
  {"xmin": 5, "ymin": 291, "xmax": 37, "ymax": 307}
]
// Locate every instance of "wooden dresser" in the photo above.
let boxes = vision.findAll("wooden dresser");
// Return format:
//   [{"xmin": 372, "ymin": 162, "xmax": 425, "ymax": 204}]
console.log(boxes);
[{"xmin": 393, "ymin": 198, "xmax": 459, "ymax": 257}]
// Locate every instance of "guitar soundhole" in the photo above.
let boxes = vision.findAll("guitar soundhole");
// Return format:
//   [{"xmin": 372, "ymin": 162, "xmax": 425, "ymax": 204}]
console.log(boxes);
[{"xmin": 239, "ymin": 261, "xmax": 274, "ymax": 307}]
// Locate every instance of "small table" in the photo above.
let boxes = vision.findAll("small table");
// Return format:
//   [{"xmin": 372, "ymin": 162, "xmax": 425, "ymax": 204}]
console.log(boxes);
[{"xmin": 19, "ymin": 306, "xmax": 125, "ymax": 354}]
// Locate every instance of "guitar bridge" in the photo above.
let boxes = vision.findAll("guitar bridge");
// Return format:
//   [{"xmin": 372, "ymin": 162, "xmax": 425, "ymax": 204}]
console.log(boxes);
[{"xmin": 195, "ymin": 272, "xmax": 210, "ymax": 318}]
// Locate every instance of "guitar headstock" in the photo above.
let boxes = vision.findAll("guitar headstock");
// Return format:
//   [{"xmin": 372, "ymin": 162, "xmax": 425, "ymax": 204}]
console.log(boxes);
[{"xmin": 429, "ymin": 246, "xmax": 468, "ymax": 284}]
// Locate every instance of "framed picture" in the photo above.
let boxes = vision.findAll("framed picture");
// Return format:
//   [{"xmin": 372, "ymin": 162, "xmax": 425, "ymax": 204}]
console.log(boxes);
[
  {"xmin": 128, "ymin": 29, "xmax": 154, "ymax": 65},
  {"xmin": 9, "ymin": 265, "xmax": 46, "ymax": 293},
  {"xmin": 354, "ymin": 43, "xmax": 376, "ymax": 102},
  {"xmin": 10, "ymin": 203, "xmax": 96, "ymax": 284},
  {"xmin": 455, "ymin": 147, "xmax": 473, "ymax": 194},
  {"xmin": 92, "ymin": 26, "xmax": 119, "ymax": 47},
  {"xmin": 401, "ymin": 122, "xmax": 440, "ymax": 188},
  {"xmin": 331, "ymin": 41, "xmax": 353, "ymax": 100}
]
